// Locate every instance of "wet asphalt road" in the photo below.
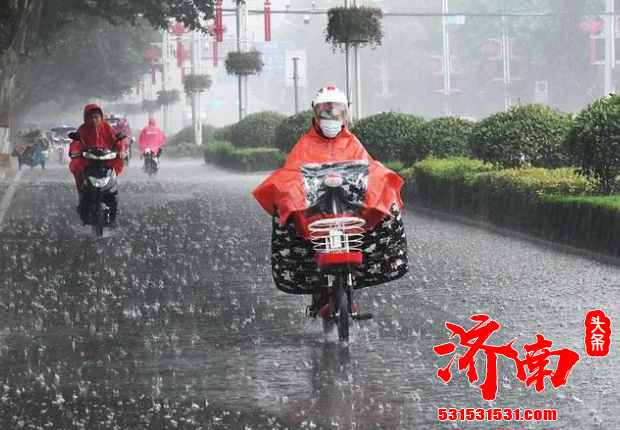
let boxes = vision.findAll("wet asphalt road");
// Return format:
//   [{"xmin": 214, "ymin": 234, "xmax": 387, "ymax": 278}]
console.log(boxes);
[{"xmin": 0, "ymin": 159, "xmax": 619, "ymax": 430}]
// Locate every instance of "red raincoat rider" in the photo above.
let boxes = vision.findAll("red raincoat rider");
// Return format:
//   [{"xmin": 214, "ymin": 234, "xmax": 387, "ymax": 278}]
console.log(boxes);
[
  {"xmin": 69, "ymin": 103, "xmax": 126, "ymax": 192},
  {"xmin": 253, "ymin": 87, "xmax": 406, "ymax": 316},
  {"xmin": 138, "ymin": 118, "xmax": 166, "ymax": 159}
]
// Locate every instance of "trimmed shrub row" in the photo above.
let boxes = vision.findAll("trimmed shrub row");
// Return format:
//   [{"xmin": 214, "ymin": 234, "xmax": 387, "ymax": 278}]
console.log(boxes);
[
  {"xmin": 468, "ymin": 104, "xmax": 572, "ymax": 169},
  {"xmin": 403, "ymin": 158, "xmax": 620, "ymax": 256},
  {"xmin": 203, "ymin": 141, "xmax": 286, "ymax": 172},
  {"xmin": 168, "ymin": 124, "xmax": 217, "ymax": 147}
]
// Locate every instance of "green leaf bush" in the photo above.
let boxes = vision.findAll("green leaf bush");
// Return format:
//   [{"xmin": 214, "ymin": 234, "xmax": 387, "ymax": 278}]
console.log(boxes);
[
  {"xmin": 468, "ymin": 104, "xmax": 572, "ymax": 169},
  {"xmin": 274, "ymin": 110, "xmax": 314, "ymax": 153},
  {"xmin": 351, "ymin": 112, "xmax": 426, "ymax": 164},
  {"xmin": 404, "ymin": 158, "xmax": 620, "ymax": 256},
  {"xmin": 417, "ymin": 117, "xmax": 475, "ymax": 158},
  {"xmin": 168, "ymin": 124, "xmax": 216, "ymax": 146},
  {"xmin": 565, "ymin": 94, "xmax": 620, "ymax": 194},
  {"xmin": 204, "ymin": 141, "xmax": 285, "ymax": 172},
  {"xmin": 229, "ymin": 111, "xmax": 285, "ymax": 149},
  {"xmin": 225, "ymin": 50, "xmax": 264, "ymax": 76},
  {"xmin": 326, "ymin": 7, "xmax": 383, "ymax": 50}
]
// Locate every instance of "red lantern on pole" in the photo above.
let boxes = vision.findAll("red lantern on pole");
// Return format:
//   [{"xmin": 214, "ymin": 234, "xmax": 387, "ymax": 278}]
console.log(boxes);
[
  {"xmin": 264, "ymin": 0, "xmax": 272, "ymax": 42},
  {"xmin": 581, "ymin": 18, "xmax": 605, "ymax": 64},
  {"xmin": 176, "ymin": 44, "xmax": 190, "ymax": 78},
  {"xmin": 170, "ymin": 22, "xmax": 189, "ymax": 69},
  {"xmin": 208, "ymin": 23, "xmax": 228, "ymax": 67},
  {"xmin": 216, "ymin": 0, "xmax": 224, "ymax": 42},
  {"xmin": 144, "ymin": 46, "xmax": 162, "ymax": 84}
]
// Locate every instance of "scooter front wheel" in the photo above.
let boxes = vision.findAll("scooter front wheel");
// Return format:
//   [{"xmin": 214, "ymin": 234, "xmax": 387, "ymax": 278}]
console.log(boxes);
[
  {"xmin": 94, "ymin": 203, "xmax": 104, "ymax": 237},
  {"xmin": 336, "ymin": 288, "xmax": 349, "ymax": 342}
]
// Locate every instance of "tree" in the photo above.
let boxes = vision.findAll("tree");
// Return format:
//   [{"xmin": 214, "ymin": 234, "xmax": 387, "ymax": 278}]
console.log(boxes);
[
  {"xmin": 12, "ymin": 17, "xmax": 156, "ymax": 122},
  {"xmin": 1, "ymin": 0, "xmax": 225, "ymax": 143}
]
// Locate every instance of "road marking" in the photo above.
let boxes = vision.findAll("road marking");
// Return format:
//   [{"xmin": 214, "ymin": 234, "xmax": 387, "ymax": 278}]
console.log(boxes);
[{"xmin": 0, "ymin": 170, "xmax": 23, "ymax": 228}]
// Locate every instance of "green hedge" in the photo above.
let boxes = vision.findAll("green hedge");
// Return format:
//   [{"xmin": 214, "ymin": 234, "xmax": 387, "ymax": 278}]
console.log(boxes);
[
  {"xmin": 468, "ymin": 104, "xmax": 572, "ymax": 169},
  {"xmin": 165, "ymin": 143, "xmax": 207, "ymax": 158},
  {"xmin": 229, "ymin": 111, "xmax": 286, "ymax": 149},
  {"xmin": 214, "ymin": 124, "xmax": 235, "ymax": 143},
  {"xmin": 168, "ymin": 124, "xmax": 217, "ymax": 146},
  {"xmin": 275, "ymin": 110, "xmax": 314, "ymax": 153},
  {"xmin": 406, "ymin": 158, "xmax": 620, "ymax": 256},
  {"xmin": 352, "ymin": 112, "xmax": 426, "ymax": 164},
  {"xmin": 204, "ymin": 141, "xmax": 286, "ymax": 172},
  {"xmin": 418, "ymin": 117, "xmax": 474, "ymax": 158},
  {"xmin": 565, "ymin": 94, "xmax": 620, "ymax": 194}
]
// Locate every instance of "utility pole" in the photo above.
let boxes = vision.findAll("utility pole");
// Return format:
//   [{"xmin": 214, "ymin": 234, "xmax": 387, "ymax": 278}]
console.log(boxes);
[
  {"xmin": 442, "ymin": 0, "xmax": 452, "ymax": 116},
  {"xmin": 353, "ymin": 0, "xmax": 362, "ymax": 120},
  {"xmin": 605, "ymin": 0, "xmax": 615, "ymax": 95},
  {"xmin": 501, "ymin": 0, "xmax": 512, "ymax": 110},
  {"xmin": 293, "ymin": 57, "xmax": 300, "ymax": 113},
  {"xmin": 162, "ymin": 31, "xmax": 171, "ymax": 135},
  {"xmin": 191, "ymin": 31, "xmax": 201, "ymax": 145},
  {"xmin": 236, "ymin": 1, "xmax": 246, "ymax": 120},
  {"xmin": 196, "ymin": 31, "xmax": 203, "ymax": 142},
  {"xmin": 344, "ymin": 0, "xmax": 352, "ymax": 122}
]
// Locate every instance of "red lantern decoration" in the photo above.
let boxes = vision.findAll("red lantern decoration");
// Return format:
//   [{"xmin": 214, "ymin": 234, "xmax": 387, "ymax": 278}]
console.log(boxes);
[
  {"xmin": 170, "ymin": 22, "xmax": 189, "ymax": 69},
  {"xmin": 176, "ymin": 44, "xmax": 190, "ymax": 78},
  {"xmin": 144, "ymin": 46, "xmax": 162, "ymax": 84},
  {"xmin": 207, "ymin": 23, "xmax": 228, "ymax": 67},
  {"xmin": 581, "ymin": 18, "xmax": 605, "ymax": 64},
  {"xmin": 264, "ymin": 0, "xmax": 272, "ymax": 42},
  {"xmin": 216, "ymin": 0, "xmax": 224, "ymax": 42}
]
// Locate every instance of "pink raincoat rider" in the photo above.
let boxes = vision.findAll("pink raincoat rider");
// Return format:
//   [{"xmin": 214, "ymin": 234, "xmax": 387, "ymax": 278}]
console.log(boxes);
[{"xmin": 138, "ymin": 118, "xmax": 166, "ymax": 157}]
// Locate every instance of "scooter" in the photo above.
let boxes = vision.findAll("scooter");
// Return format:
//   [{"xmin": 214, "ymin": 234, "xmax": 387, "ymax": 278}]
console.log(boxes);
[
  {"xmin": 305, "ymin": 172, "xmax": 373, "ymax": 341},
  {"xmin": 142, "ymin": 148, "xmax": 159, "ymax": 177},
  {"xmin": 69, "ymin": 131, "xmax": 126, "ymax": 237}
]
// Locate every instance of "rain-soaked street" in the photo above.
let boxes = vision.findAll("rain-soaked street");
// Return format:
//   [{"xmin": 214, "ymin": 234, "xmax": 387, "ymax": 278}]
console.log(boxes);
[{"xmin": 0, "ymin": 159, "xmax": 619, "ymax": 430}]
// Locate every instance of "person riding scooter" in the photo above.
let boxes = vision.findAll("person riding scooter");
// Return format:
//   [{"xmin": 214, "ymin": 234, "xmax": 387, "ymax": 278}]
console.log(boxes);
[
  {"xmin": 138, "ymin": 118, "xmax": 166, "ymax": 167},
  {"xmin": 253, "ymin": 87, "xmax": 409, "ymax": 321},
  {"xmin": 70, "ymin": 104, "xmax": 127, "ymax": 204}
]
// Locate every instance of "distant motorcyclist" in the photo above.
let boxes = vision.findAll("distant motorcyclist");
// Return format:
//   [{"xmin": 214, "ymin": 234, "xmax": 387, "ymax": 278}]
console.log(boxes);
[
  {"xmin": 107, "ymin": 114, "xmax": 133, "ymax": 162},
  {"xmin": 138, "ymin": 118, "xmax": 166, "ymax": 166},
  {"xmin": 69, "ymin": 104, "xmax": 127, "ymax": 196}
]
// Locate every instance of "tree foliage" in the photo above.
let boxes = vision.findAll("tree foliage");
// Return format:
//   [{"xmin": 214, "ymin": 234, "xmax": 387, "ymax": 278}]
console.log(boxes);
[
  {"xmin": 468, "ymin": 104, "xmax": 573, "ymax": 169},
  {"xmin": 14, "ymin": 17, "xmax": 155, "ymax": 116},
  {"xmin": 565, "ymin": 95, "xmax": 620, "ymax": 194}
]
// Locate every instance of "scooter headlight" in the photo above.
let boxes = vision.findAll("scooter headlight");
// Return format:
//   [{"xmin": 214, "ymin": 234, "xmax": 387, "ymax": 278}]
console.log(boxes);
[{"xmin": 88, "ymin": 176, "xmax": 111, "ymax": 188}]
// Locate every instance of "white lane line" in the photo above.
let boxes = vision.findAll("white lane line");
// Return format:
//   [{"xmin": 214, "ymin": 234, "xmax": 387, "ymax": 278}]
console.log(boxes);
[{"xmin": 0, "ymin": 170, "xmax": 23, "ymax": 228}]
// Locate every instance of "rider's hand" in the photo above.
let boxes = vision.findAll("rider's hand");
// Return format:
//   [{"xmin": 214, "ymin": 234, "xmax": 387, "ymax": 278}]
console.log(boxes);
[{"xmin": 119, "ymin": 150, "xmax": 128, "ymax": 159}]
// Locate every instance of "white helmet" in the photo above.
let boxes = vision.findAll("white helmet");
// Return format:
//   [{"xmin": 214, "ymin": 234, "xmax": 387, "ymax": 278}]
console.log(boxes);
[
  {"xmin": 311, "ymin": 86, "xmax": 349, "ymax": 107},
  {"xmin": 311, "ymin": 87, "xmax": 349, "ymax": 139}
]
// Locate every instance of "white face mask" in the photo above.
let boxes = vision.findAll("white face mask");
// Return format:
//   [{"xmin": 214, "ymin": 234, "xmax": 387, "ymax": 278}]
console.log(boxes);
[{"xmin": 320, "ymin": 119, "xmax": 343, "ymax": 139}]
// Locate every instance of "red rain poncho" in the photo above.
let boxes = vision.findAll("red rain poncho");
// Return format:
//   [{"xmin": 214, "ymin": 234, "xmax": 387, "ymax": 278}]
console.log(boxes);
[
  {"xmin": 253, "ymin": 123, "xmax": 405, "ymax": 238},
  {"xmin": 69, "ymin": 103, "xmax": 125, "ymax": 190},
  {"xmin": 138, "ymin": 118, "xmax": 166, "ymax": 156}
]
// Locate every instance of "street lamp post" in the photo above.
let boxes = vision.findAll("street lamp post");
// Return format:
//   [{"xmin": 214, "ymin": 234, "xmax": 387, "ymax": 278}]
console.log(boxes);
[
  {"xmin": 293, "ymin": 56, "xmax": 300, "ymax": 114},
  {"xmin": 442, "ymin": 0, "xmax": 452, "ymax": 116},
  {"xmin": 353, "ymin": 0, "xmax": 362, "ymax": 121},
  {"xmin": 605, "ymin": 0, "xmax": 615, "ymax": 95},
  {"xmin": 501, "ymin": 0, "xmax": 512, "ymax": 111}
]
